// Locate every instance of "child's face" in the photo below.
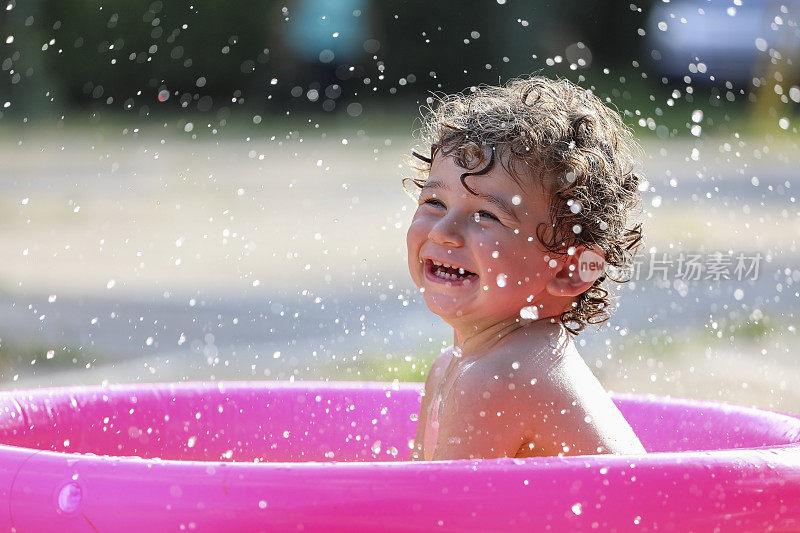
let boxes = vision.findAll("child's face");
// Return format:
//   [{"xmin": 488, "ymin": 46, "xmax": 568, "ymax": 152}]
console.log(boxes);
[{"xmin": 407, "ymin": 153, "xmax": 565, "ymax": 328}]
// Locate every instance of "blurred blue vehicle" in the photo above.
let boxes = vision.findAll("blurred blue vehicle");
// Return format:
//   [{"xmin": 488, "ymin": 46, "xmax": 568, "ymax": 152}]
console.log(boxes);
[{"xmin": 646, "ymin": 0, "xmax": 800, "ymax": 84}]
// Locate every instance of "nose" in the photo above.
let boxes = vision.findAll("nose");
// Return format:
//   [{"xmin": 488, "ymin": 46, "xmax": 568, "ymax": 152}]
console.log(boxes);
[{"xmin": 428, "ymin": 212, "xmax": 464, "ymax": 247}]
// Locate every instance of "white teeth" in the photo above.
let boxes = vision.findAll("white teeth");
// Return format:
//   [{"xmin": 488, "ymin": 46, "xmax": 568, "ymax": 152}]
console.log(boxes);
[
  {"xmin": 434, "ymin": 270, "xmax": 457, "ymax": 280},
  {"xmin": 432, "ymin": 266, "xmax": 473, "ymax": 281},
  {"xmin": 429, "ymin": 259, "xmax": 469, "ymax": 272}
]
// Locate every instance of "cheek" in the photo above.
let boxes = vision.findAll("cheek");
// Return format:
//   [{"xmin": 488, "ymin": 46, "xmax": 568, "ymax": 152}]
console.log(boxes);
[
  {"xmin": 493, "ymin": 240, "xmax": 550, "ymax": 284},
  {"xmin": 406, "ymin": 218, "xmax": 424, "ymax": 248},
  {"xmin": 472, "ymin": 232, "xmax": 524, "ymax": 264},
  {"xmin": 470, "ymin": 231, "xmax": 496, "ymax": 258}
]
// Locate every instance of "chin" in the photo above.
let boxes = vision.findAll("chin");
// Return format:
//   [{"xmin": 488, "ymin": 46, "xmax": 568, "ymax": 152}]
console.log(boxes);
[{"xmin": 422, "ymin": 293, "xmax": 467, "ymax": 321}]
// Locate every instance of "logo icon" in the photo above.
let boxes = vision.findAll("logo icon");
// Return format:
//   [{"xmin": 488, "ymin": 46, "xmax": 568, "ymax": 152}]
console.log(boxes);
[{"xmin": 577, "ymin": 250, "xmax": 605, "ymax": 282}]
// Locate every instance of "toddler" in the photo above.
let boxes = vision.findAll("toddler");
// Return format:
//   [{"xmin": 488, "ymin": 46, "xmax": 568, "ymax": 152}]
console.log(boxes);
[{"xmin": 406, "ymin": 76, "xmax": 647, "ymax": 460}]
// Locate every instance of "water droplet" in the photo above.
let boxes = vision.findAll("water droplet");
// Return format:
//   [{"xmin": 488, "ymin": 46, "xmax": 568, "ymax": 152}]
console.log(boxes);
[
  {"xmin": 258, "ymin": 500, "xmax": 268, "ymax": 509},
  {"xmin": 571, "ymin": 502, "xmax": 582, "ymax": 515},
  {"xmin": 57, "ymin": 482, "xmax": 82, "ymax": 513},
  {"xmin": 511, "ymin": 194, "xmax": 522, "ymax": 205},
  {"xmin": 496, "ymin": 273, "xmax": 507, "ymax": 287},
  {"xmin": 520, "ymin": 306, "xmax": 539, "ymax": 320},
  {"xmin": 734, "ymin": 288, "xmax": 744, "ymax": 300},
  {"xmin": 319, "ymin": 49, "xmax": 335, "ymax": 63},
  {"xmin": 346, "ymin": 103, "xmax": 363, "ymax": 117}
]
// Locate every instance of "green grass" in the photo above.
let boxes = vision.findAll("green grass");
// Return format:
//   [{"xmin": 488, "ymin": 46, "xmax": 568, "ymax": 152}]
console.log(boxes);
[
  {"xmin": 0, "ymin": 339, "xmax": 100, "ymax": 381},
  {"xmin": 613, "ymin": 309, "xmax": 792, "ymax": 363},
  {"xmin": 310, "ymin": 350, "xmax": 437, "ymax": 383}
]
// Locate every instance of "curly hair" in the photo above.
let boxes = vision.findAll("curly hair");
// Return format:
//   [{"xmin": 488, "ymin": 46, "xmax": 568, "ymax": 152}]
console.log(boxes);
[{"xmin": 404, "ymin": 75, "xmax": 644, "ymax": 334}]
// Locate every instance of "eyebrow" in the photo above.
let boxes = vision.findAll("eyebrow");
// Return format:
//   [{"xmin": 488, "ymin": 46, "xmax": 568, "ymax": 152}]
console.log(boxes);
[{"xmin": 422, "ymin": 178, "xmax": 521, "ymax": 222}]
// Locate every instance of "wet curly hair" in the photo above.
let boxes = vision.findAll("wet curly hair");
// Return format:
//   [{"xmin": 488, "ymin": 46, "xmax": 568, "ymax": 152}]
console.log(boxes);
[{"xmin": 404, "ymin": 75, "xmax": 644, "ymax": 334}]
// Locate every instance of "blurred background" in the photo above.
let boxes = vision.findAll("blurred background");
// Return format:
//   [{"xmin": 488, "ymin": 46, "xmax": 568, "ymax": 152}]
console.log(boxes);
[{"xmin": 0, "ymin": 0, "xmax": 798, "ymax": 413}]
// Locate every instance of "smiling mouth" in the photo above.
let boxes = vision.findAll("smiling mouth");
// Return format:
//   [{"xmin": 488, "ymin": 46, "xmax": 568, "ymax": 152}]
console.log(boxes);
[{"xmin": 424, "ymin": 259, "xmax": 478, "ymax": 284}]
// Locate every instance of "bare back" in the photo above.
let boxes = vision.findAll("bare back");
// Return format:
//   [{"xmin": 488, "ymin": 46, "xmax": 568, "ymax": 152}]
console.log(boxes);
[{"xmin": 411, "ymin": 322, "xmax": 646, "ymax": 461}]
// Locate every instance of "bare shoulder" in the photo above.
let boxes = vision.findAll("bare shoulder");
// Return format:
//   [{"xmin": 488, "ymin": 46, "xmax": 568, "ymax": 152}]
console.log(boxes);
[
  {"xmin": 463, "ymin": 322, "xmax": 646, "ymax": 456},
  {"xmin": 422, "ymin": 346, "xmax": 455, "ymax": 395},
  {"xmin": 433, "ymin": 345, "xmax": 455, "ymax": 370},
  {"xmin": 430, "ymin": 345, "xmax": 455, "ymax": 378},
  {"xmin": 409, "ymin": 346, "xmax": 458, "ymax": 461}
]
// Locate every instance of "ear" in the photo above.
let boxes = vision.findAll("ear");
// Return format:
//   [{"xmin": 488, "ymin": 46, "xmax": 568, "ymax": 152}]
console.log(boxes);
[{"xmin": 545, "ymin": 246, "xmax": 605, "ymax": 298}]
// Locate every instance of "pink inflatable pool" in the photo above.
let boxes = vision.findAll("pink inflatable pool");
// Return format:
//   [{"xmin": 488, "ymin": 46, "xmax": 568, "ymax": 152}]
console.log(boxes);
[{"xmin": 1, "ymin": 381, "xmax": 799, "ymax": 532}]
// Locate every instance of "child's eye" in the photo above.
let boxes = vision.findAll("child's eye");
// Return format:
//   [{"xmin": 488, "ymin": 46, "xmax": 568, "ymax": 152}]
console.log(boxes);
[
  {"xmin": 474, "ymin": 210, "xmax": 499, "ymax": 222},
  {"xmin": 422, "ymin": 198, "xmax": 445, "ymax": 208}
]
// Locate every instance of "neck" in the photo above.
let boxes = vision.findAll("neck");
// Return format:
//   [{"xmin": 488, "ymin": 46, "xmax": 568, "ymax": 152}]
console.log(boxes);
[
  {"xmin": 450, "ymin": 301, "xmax": 568, "ymax": 355},
  {"xmin": 453, "ymin": 316, "xmax": 533, "ymax": 356}
]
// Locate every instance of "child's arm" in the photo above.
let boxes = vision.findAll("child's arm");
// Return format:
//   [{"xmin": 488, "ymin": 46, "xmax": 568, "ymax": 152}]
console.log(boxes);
[{"xmin": 408, "ymin": 348, "xmax": 453, "ymax": 461}]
